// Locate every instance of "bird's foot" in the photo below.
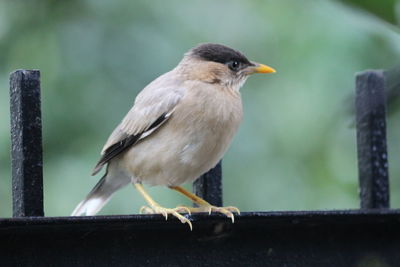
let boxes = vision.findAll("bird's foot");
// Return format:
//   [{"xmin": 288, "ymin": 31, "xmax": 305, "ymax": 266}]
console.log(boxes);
[
  {"xmin": 140, "ymin": 204, "xmax": 193, "ymax": 230},
  {"xmin": 176, "ymin": 205, "xmax": 240, "ymax": 223}
]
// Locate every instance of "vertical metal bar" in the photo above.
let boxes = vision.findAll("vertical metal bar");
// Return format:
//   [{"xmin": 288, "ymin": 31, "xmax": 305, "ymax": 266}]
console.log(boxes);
[
  {"xmin": 355, "ymin": 70, "xmax": 389, "ymax": 209},
  {"xmin": 10, "ymin": 70, "xmax": 44, "ymax": 217},
  {"xmin": 193, "ymin": 161, "xmax": 222, "ymax": 206}
]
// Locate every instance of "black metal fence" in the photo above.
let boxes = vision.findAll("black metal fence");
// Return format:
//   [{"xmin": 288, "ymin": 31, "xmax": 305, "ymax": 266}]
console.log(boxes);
[{"xmin": 1, "ymin": 69, "xmax": 399, "ymax": 267}]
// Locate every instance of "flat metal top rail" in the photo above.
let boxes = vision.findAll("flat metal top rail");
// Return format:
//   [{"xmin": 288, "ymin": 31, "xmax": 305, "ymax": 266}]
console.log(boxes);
[{"xmin": 1, "ymin": 210, "xmax": 400, "ymax": 266}]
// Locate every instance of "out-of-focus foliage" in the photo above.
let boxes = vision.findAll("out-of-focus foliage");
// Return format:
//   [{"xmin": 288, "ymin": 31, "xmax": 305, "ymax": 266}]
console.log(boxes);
[
  {"xmin": 339, "ymin": 0, "xmax": 400, "ymax": 26},
  {"xmin": 1, "ymin": 0, "xmax": 400, "ymax": 217},
  {"xmin": 340, "ymin": 0, "xmax": 400, "ymax": 117}
]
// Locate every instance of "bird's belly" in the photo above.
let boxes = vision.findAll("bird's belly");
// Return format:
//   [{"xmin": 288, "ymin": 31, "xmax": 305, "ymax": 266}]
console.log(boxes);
[
  {"xmin": 122, "ymin": 87, "xmax": 243, "ymax": 186},
  {"xmin": 123, "ymin": 112, "xmax": 241, "ymax": 186},
  {"xmin": 122, "ymin": 124, "xmax": 232, "ymax": 186}
]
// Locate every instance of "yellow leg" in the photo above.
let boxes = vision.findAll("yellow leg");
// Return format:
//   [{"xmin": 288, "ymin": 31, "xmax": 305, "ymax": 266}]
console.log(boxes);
[
  {"xmin": 134, "ymin": 183, "xmax": 192, "ymax": 230},
  {"xmin": 169, "ymin": 186, "xmax": 240, "ymax": 223}
]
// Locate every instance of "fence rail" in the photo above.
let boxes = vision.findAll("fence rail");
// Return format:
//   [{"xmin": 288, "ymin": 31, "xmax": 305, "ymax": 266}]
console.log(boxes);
[
  {"xmin": 355, "ymin": 70, "xmax": 390, "ymax": 208},
  {"xmin": 10, "ymin": 70, "xmax": 44, "ymax": 217}
]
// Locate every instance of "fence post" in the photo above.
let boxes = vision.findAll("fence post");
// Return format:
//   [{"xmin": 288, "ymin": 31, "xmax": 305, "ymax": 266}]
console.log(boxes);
[
  {"xmin": 193, "ymin": 161, "xmax": 223, "ymax": 206},
  {"xmin": 10, "ymin": 70, "xmax": 44, "ymax": 217},
  {"xmin": 355, "ymin": 70, "xmax": 389, "ymax": 209}
]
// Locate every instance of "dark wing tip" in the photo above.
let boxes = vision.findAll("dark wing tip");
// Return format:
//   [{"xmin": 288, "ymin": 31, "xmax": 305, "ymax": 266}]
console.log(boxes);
[{"xmin": 92, "ymin": 163, "xmax": 103, "ymax": 176}]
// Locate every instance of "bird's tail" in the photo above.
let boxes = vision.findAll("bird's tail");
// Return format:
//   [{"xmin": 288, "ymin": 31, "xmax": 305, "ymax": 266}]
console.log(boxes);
[{"xmin": 71, "ymin": 171, "xmax": 130, "ymax": 216}]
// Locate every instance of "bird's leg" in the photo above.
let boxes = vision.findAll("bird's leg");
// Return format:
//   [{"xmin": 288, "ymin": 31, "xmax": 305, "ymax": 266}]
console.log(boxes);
[
  {"xmin": 169, "ymin": 186, "xmax": 240, "ymax": 223},
  {"xmin": 134, "ymin": 183, "xmax": 192, "ymax": 230}
]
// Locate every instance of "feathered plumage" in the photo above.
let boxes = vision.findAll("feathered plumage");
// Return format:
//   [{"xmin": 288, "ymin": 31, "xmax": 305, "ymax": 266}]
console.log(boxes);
[{"xmin": 71, "ymin": 43, "xmax": 275, "ymax": 220}]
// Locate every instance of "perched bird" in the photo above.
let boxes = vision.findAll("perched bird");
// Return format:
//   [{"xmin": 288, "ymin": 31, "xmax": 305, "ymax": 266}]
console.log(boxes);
[{"xmin": 71, "ymin": 43, "xmax": 275, "ymax": 229}]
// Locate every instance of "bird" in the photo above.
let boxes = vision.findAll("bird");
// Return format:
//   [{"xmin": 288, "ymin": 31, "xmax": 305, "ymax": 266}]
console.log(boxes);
[{"xmin": 71, "ymin": 43, "xmax": 275, "ymax": 229}]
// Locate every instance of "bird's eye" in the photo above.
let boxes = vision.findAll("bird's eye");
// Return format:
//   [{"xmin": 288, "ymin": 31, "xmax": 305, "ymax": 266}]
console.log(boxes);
[{"xmin": 228, "ymin": 61, "xmax": 240, "ymax": 71}]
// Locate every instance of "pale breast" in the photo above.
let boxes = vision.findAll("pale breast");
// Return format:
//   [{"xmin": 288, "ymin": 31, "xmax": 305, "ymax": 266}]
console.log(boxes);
[{"xmin": 122, "ymin": 81, "xmax": 243, "ymax": 186}]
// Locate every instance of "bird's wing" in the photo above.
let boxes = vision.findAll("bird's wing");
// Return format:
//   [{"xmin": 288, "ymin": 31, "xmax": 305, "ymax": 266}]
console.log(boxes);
[{"xmin": 92, "ymin": 77, "xmax": 185, "ymax": 175}]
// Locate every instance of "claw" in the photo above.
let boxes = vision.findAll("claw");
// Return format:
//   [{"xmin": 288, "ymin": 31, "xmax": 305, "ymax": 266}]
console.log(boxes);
[
  {"xmin": 167, "ymin": 186, "xmax": 240, "ymax": 226},
  {"xmin": 172, "ymin": 205, "xmax": 240, "ymax": 223},
  {"xmin": 229, "ymin": 213, "xmax": 234, "ymax": 223},
  {"xmin": 226, "ymin": 206, "xmax": 241, "ymax": 214},
  {"xmin": 134, "ymin": 184, "xmax": 193, "ymax": 230},
  {"xmin": 178, "ymin": 215, "xmax": 192, "ymax": 231},
  {"xmin": 211, "ymin": 207, "xmax": 234, "ymax": 223},
  {"xmin": 175, "ymin": 206, "xmax": 192, "ymax": 215},
  {"xmin": 206, "ymin": 206, "xmax": 239, "ymax": 223},
  {"xmin": 137, "ymin": 205, "xmax": 193, "ymax": 230},
  {"xmin": 138, "ymin": 202, "xmax": 237, "ymax": 229}
]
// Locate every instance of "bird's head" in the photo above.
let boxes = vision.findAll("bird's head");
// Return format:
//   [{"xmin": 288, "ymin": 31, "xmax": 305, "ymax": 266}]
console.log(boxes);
[{"xmin": 177, "ymin": 43, "xmax": 276, "ymax": 91}]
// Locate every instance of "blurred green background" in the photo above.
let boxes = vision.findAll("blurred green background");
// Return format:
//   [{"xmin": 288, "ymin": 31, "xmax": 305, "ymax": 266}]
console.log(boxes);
[{"xmin": 1, "ymin": 0, "xmax": 400, "ymax": 217}]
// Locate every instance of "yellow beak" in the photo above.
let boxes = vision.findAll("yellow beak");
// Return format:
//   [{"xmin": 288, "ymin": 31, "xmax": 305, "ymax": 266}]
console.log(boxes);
[{"xmin": 251, "ymin": 62, "xmax": 276, "ymax": 74}]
